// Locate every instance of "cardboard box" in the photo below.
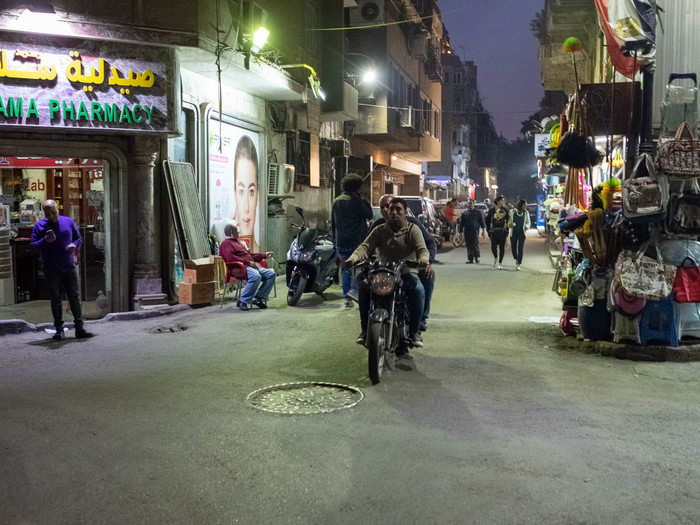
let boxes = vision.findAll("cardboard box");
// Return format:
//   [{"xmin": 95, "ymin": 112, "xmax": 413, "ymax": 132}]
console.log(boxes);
[
  {"xmin": 178, "ymin": 281, "xmax": 215, "ymax": 305},
  {"xmin": 183, "ymin": 257, "xmax": 215, "ymax": 284}
]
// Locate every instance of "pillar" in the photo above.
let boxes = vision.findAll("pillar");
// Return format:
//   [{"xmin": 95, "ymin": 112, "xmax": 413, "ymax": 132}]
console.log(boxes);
[{"xmin": 130, "ymin": 136, "xmax": 167, "ymax": 309}]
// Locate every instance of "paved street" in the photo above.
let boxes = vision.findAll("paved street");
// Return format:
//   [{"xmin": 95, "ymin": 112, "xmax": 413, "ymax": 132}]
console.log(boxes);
[{"xmin": 2, "ymin": 235, "xmax": 700, "ymax": 524}]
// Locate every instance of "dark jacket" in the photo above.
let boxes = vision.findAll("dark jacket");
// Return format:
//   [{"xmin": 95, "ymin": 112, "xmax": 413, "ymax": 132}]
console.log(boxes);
[
  {"xmin": 331, "ymin": 192, "xmax": 373, "ymax": 250},
  {"xmin": 459, "ymin": 209, "xmax": 486, "ymax": 233},
  {"xmin": 485, "ymin": 206, "xmax": 509, "ymax": 232},
  {"xmin": 369, "ymin": 216, "xmax": 437, "ymax": 263}
]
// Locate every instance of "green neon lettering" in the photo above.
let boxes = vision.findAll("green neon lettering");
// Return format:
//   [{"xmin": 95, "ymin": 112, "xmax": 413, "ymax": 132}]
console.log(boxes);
[
  {"xmin": 103, "ymin": 103, "xmax": 118, "ymax": 123},
  {"xmin": 62, "ymin": 100, "xmax": 75, "ymax": 120},
  {"xmin": 7, "ymin": 97, "xmax": 22, "ymax": 118},
  {"xmin": 132, "ymin": 104, "xmax": 143, "ymax": 123},
  {"xmin": 77, "ymin": 101, "xmax": 90, "ymax": 121},
  {"xmin": 49, "ymin": 99, "xmax": 60, "ymax": 120},
  {"xmin": 119, "ymin": 104, "xmax": 132, "ymax": 123},
  {"xmin": 143, "ymin": 105, "xmax": 153, "ymax": 124},
  {"xmin": 90, "ymin": 102, "xmax": 103, "ymax": 122},
  {"xmin": 0, "ymin": 98, "xmax": 7, "ymax": 118},
  {"xmin": 26, "ymin": 98, "xmax": 39, "ymax": 119}
]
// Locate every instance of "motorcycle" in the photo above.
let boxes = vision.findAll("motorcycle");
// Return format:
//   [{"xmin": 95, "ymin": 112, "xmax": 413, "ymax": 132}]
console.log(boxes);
[
  {"xmin": 358, "ymin": 259, "xmax": 411, "ymax": 384},
  {"xmin": 286, "ymin": 207, "xmax": 338, "ymax": 306}
]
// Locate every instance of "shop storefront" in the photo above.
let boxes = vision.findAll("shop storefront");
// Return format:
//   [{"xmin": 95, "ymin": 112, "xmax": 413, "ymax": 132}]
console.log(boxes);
[{"xmin": 0, "ymin": 33, "xmax": 177, "ymax": 322}]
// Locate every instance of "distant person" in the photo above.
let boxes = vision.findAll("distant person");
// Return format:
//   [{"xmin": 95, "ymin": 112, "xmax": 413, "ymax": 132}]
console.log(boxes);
[
  {"xmin": 459, "ymin": 200, "xmax": 486, "ymax": 264},
  {"xmin": 219, "ymin": 224, "xmax": 275, "ymax": 311},
  {"xmin": 444, "ymin": 198, "xmax": 457, "ymax": 226},
  {"xmin": 31, "ymin": 200, "xmax": 93, "ymax": 340},
  {"xmin": 485, "ymin": 196, "xmax": 509, "ymax": 270},
  {"xmin": 509, "ymin": 199, "xmax": 531, "ymax": 271},
  {"xmin": 331, "ymin": 173, "xmax": 373, "ymax": 307}
]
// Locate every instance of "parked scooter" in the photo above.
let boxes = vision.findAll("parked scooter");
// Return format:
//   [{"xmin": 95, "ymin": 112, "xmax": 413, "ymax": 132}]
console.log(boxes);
[{"xmin": 286, "ymin": 207, "xmax": 338, "ymax": 306}]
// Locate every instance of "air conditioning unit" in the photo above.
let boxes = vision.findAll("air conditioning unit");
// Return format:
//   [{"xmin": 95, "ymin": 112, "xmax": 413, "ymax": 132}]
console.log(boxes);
[
  {"xmin": 268, "ymin": 163, "xmax": 295, "ymax": 196},
  {"xmin": 349, "ymin": 0, "xmax": 385, "ymax": 27},
  {"xmin": 398, "ymin": 106, "xmax": 414, "ymax": 128}
]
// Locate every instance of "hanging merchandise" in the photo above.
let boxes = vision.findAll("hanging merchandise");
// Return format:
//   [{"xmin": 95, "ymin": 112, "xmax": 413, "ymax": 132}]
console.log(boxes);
[
  {"xmin": 666, "ymin": 179, "xmax": 700, "ymax": 235},
  {"xmin": 660, "ymin": 74, "xmax": 698, "ymax": 138},
  {"xmin": 639, "ymin": 296, "xmax": 679, "ymax": 347},
  {"xmin": 675, "ymin": 303, "xmax": 700, "ymax": 340},
  {"xmin": 611, "ymin": 278, "xmax": 647, "ymax": 315},
  {"xmin": 557, "ymin": 93, "xmax": 603, "ymax": 170},
  {"xmin": 657, "ymin": 122, "xmax": 700, "ymax": 179},
  {"xmin": 659, "ymin": 239, "xmax": 700, "ymax": 267},
  {"xmin": 671, "ymin": 258, "xmax": 700, "ymax": 303},
  {"xmin": 622, "ymin": 153, "xmax": 668, "ymax": 221},
  {"xmin": 614, "ymin": 242, "xmax": 676, "ymax": 301}
]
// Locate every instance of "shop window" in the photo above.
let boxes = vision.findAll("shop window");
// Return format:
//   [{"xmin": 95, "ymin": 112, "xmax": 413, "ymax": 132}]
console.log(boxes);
[{"xmin": 434, "ymin": 110, "xmax": 440, "ymax": 139}]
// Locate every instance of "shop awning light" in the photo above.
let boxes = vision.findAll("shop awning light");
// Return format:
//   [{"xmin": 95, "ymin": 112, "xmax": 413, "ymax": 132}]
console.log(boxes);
[
  {"xmin": 280, "ymin": 64, "xmax": 326, "ymax": 101},
  {"xmin": 251, "ymin": 27, "xmax": 269, "ymax": 53}
]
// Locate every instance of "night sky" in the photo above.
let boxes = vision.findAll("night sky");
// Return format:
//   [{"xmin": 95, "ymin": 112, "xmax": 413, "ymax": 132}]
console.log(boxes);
[{"xmin": 438, "ymin": 0, "xmax": 544, "ymax": 140}]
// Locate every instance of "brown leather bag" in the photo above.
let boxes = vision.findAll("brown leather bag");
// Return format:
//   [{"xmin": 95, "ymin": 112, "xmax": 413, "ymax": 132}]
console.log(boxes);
[{"xmin": 657, "ymin": 122, "xmax": 700, "ymax": 178}]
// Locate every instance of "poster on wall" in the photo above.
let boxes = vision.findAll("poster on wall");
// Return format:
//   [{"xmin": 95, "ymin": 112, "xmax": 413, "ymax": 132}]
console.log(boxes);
[{"xmin": 208, "ymin": 117, "xmax": 262, "ymax": 251}]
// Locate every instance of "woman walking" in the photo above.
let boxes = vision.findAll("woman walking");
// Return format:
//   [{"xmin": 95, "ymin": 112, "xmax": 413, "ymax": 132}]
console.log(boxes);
[
  {"xmin": 485, "ymin": 196, "xmax": 509, "ymax": 270},
  {"xmin": 509, "ymin": 199, "xmax": 530, "ymax": 271}
]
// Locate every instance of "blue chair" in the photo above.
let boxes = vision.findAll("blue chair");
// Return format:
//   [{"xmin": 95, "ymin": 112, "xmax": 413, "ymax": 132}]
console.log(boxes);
[{"xmin": 639, "ymin": 296, "xmax": 679, "ymax": 347}]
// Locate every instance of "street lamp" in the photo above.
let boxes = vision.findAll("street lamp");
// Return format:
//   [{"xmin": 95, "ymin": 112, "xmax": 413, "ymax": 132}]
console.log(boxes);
[
  {"xmin": 361, "ymin": 68, "xmax": 377, "ymax": 85},
  {"xmin": 280, "ymin": 64, "xmax": 326, "ymax": 101},
  {"xmin": 251, "ymin": 27, "xmax": 269, "ymax": 54}
]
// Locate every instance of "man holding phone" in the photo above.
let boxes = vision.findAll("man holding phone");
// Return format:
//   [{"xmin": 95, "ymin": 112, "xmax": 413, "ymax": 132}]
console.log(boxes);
[{"xmin": 31, "ymin": 200, "xmax": 93, "ymax": 340}]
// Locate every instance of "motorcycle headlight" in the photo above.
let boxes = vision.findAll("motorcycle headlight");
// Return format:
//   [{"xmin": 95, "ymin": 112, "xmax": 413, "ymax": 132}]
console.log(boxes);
[
  {"xmin": 370, "ymin": 271, "xmax": 396, "ymax": 296},
  {"xmin": 298, "ymin": 251, "xmax": 313, "ymax": 262}
]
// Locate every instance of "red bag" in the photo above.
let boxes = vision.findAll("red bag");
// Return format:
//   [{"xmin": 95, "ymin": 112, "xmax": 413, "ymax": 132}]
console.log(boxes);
[{"xmin": 672, "ymin": 258, "xmax": 700, "ymax": 303}]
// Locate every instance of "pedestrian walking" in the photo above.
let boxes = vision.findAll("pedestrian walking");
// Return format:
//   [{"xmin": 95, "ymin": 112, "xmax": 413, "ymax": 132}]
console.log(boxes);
[
  {"xmin": 331, "ymin": 173, "xmax": 373, "ymax": 307},
  {"xmin": 485, "ymin": 196, "xmax": 509, "ymax": 270},
  {"xmin": 509, "ymin": 199, "xmax": 531, "ymax": 271},
  {"xmin": 459, "ymin": 200, "xmax": 486, "ymax": 264},
  {"xmin": 30, "ymin": 200, "xmax": 93, "ymax": 340}
]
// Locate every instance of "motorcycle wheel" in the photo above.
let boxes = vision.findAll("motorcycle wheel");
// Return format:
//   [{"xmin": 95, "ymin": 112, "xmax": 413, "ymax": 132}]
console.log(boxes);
[
  {"xmin": 453, "ymin": 231, "xmax": 465, "ymax": 247},
  {"xmin": 287, "ymin": 273, "xmax": 307, "ymax": 306},
  {"xmin": 367, "ymin": 320, "xmax": 388, "ymax": 385}
]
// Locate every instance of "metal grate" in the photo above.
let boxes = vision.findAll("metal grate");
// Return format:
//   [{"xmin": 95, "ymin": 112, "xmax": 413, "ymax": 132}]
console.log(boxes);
[{"xmin": 246, "ymin": 382, "xmax": 364, "ymax": 415}]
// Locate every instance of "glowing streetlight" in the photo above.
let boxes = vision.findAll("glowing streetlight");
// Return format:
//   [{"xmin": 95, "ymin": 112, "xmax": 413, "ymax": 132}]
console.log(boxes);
[
  {"xmin": 361, "ymin": 68, "xmax": 377, "ymax": 85},
  {"xmin": 251, "ymin": 27, "xmax": 269, "ymax": 53}
]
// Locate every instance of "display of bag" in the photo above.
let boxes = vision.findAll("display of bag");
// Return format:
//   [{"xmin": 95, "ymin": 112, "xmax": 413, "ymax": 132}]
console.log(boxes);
[
  {"xmin": 614, "ymin": 242, "xmax": 677, "ymax": 300},
  {"xmin": 657, "ymin": 122, "xmax": 700, "ymax": 178},
  {"xmin": 671, "ymin": 257, "xmax": 700, "ymax": 303},
  {"xmin": 612, "ymin": 311, "xmax": 642, "ymax": 344},
  {"xmin": 666, "ymin": 179, "xmax": 700, "ymax": 235},
  {"xmin": 659, "ymin": 239, "xmax": 700, "ymax": 266},
  {"xmin": 568, "ymin": 258, "xmax": 591, "ymax": 297},
  {"xmin": 611, "ymin": 278, "xmax": 647, "ymax": 315},
  {"xmin": 675, "ymin": 302, "xmax": 700, "ymax": 341},
  {"xmin": 622, "ymin": 153, "xmax": 668, "ymax": 221}
]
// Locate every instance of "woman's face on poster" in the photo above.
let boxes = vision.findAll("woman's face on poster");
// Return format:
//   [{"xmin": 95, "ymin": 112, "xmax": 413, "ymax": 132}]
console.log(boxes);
[{"xmin": 234, "ymin": 155, "xmax": 258, "ymax": 238}]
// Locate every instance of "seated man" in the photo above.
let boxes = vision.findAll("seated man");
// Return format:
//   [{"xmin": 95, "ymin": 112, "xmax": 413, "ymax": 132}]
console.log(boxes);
[
  {"xmin": 219, "ymin": 224, "xmax": 275, "ymax": 311},
  {"xmin": 370, "ymin": 194, "xmax": 436, "ymax": 332},
  {"xmin": 345, "ymin": 197, "xmax": 431, "ymax": 352}
]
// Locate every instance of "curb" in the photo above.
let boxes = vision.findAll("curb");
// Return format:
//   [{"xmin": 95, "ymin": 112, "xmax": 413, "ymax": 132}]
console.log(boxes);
[
  {"xmin": 0, "ymin": 304, "xmax": 191, "ymax": 337},
  {"xmin": 565, "ymin": 338, "xmax": 700, "ymax": 362}
]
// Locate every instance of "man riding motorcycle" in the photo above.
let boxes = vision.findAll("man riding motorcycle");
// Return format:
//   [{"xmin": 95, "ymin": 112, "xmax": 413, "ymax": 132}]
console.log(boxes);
[{"xmin": 344, "ymin": 197, "xmax": 432, "ymax": 354}]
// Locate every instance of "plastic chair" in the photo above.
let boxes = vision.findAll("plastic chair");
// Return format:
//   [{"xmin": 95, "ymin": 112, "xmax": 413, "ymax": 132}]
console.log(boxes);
[{"xmin": 639, "ymin": 296, "xmax": 679, "ymax": 347}]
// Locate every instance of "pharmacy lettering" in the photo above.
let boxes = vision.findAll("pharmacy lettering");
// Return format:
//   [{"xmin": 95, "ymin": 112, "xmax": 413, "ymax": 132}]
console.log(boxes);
[{"xmin": 0, "ymin": 39, "xmax": 174, "ymax": 132}]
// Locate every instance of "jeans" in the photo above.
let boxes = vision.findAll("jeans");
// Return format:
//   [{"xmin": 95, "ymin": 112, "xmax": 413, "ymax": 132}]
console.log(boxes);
[
  {"xmin": 511, "ymin": 229, "xmax": 526, "ymax": 265},
  {"xmin": 490, "ymin": 230, "xmax": 507, "ymax": 263},
  {"xmin": 420, "ymin": 272, "xmax": 434, "ymax": 323},
  {"xmin": 336, "ymin": 245, "xmax": 358, "ymax": 297},
  {"xmin": 47, "ymin": 267, "xmax": 83, "ymax": 331},
  {"xmin": 359, "ymin": 272, "xmax": 425, "ymax": 336},
  {"xmin": 240, "ymin": 267, "xmax": 276, "ymax": 304},
  {"xmin": 464, "ymin": 229, "xmax": 480, "ymax": 262}
]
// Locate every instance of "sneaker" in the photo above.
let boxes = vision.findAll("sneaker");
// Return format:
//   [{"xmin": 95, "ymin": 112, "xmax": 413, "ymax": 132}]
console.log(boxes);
[
  {"xmin": 410, "ymin": 333, "xmax": 424, "ymax": 348},
  {"xmin": 52, "ymin": 331, "xmax": 65, "ymax": 341},
  {"xmin": 239, "ymin": 302, "xmax": 252, "ymax": 311},
  {"xmin": 253, "ymin": 298, "xmax": 268, "ymax": 309},
  {"xmin": 75, "ymin": 329, "xmax": 94, "ymax": 339},
  {"xmin": 466, "ymin": 260, "xmax": 473, "ymax": 264},
  {"xmin": 356, "ymin": 332, "xmax": 366, "ymax": 345},
  {"xmin": 344, "ymin": 298, "xmax": 354, "ymax": 308},
  {"xmin": 475, "ymin": 258, "xmax": 480, "ymax": 264},
  {"xmin": 493, "ymin": 260, "xmax": 497, "ymax": 269},
  {"xmin": 419, "ymin": 321, "xmax": 427, "ymax": 332},
  {"xmin": 516, "ymin": 265, "xmax": 521, "ymax": 271},
  {"xmin": 346, "ymin": 290, "xmax": 359, "ymax": 304},
  {"xmin": 498, "ymin": 264, "xmax": 503, "ymax": 270}
]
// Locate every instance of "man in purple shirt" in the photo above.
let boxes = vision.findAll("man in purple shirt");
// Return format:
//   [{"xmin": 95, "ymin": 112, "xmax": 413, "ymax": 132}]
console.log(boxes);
[{"xmin": 31, "ymin": 200, "xmax": 93, "ymax": 340}]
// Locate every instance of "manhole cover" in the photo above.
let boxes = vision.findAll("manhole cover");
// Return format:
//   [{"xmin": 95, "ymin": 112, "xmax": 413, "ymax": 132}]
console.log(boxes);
[
  {"xmin": 246, "ymin": 382, "xmax": 364, "ymax": 415},
  {"xmin": 149, "ymin": 324, "xmax": 188, "ymax": 334}
]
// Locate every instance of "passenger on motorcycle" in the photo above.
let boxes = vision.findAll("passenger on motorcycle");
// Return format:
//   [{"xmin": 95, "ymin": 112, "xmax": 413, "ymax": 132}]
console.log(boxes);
[{"xmin": 344, "ymin": 197, "xmax": 432, "ymax": 351}]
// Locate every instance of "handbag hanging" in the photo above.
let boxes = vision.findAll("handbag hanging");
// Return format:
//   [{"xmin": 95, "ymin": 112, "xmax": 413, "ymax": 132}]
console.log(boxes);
[
  {"xmin": 672, "ymin": 257, "xmax": 700, "ymax": 303},
  {"xmin": 622, "ymin": 153, "xmax": 668, "ymax": 221},
  {"xmin": 614, "ymin": 241, "xmax": 677, "ymax": 301},
  {"xmin": 657, "ymin": 121, "xmax": 700, "ymax": 178},
  {"xmin": 666, "ymin": 179, "xmax": 700, "ymax": 235}
]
